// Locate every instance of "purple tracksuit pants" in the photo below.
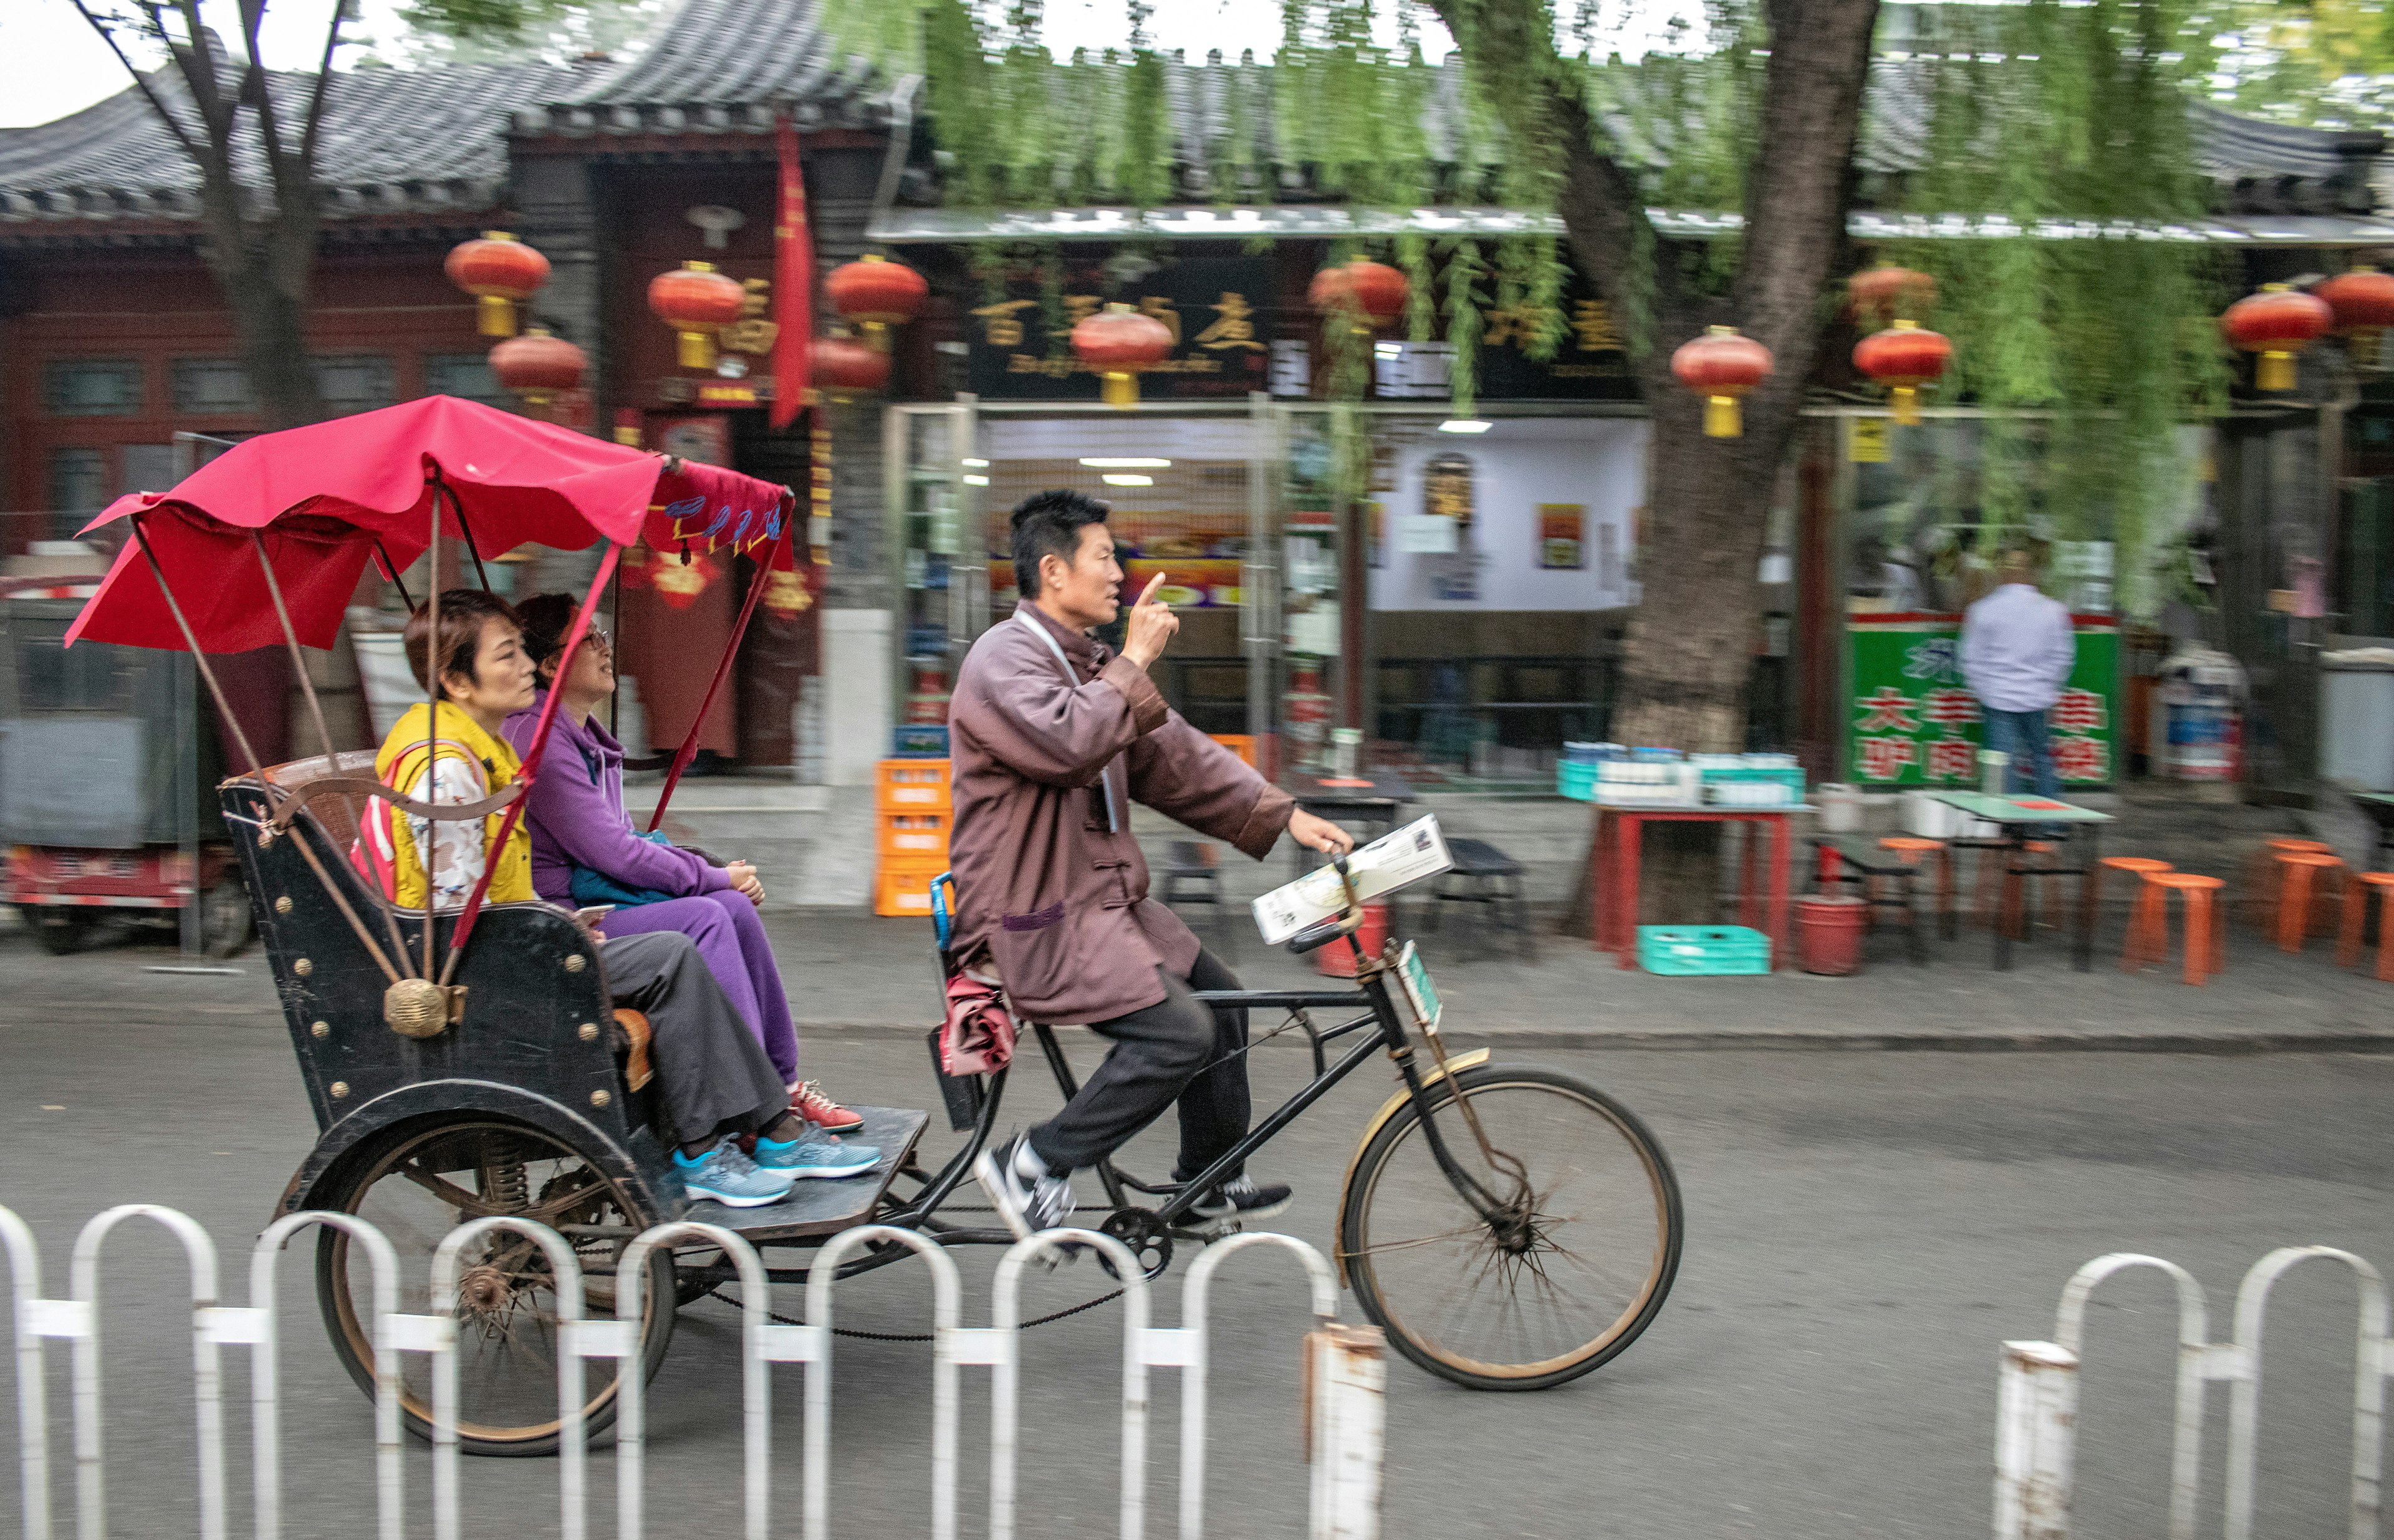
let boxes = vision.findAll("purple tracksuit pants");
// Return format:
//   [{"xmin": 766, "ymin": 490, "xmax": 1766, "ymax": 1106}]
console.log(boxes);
[{"xmin": 602, "ymin": 892, "xmax": 799, "ymax": 1085}]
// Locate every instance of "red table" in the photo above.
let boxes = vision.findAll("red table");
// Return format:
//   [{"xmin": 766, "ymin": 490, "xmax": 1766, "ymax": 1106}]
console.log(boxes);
[{"xmin": 1589, "ymin": 807, "xmax": 1799, "ymax": 970}]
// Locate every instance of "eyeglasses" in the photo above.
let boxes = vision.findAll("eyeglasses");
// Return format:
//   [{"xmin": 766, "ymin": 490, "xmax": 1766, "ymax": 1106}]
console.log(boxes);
[{"xmin": 582, "ymin": 628, "xmax": 613, "ymax": 653}]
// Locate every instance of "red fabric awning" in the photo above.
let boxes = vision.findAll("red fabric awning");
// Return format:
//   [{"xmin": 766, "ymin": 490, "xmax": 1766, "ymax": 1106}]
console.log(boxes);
[{"xmin": 67, "ymin": 395, "xmax": 796, "ymax": 652}]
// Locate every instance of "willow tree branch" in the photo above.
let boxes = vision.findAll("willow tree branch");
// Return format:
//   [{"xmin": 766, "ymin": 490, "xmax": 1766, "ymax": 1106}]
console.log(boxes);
[
  {"xmin": 66, "ymin": 0, "xmax": 202, "ymax": 161},
  {"xmin": 297, "ymin": 0, "xmax": 350, "ymax": 178}
]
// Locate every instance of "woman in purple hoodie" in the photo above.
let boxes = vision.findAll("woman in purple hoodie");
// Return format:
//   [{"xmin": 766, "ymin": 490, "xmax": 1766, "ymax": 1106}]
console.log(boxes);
[{"xmin": 503, "ymin": 594, "xmax": 860, "ymax": 1134}]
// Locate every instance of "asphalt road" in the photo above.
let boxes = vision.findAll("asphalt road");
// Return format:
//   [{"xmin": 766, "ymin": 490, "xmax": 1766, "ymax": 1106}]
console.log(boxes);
[{"xmin": 4, "ymin": 957, "xmax": 2392, "ymax": 1538}]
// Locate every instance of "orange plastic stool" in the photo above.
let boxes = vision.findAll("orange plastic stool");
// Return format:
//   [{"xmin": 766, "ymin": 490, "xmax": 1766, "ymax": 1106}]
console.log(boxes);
[
  {"xmin": 2337, "ymin": 872, "xmax": 2394, "ymax": 981},
  {"xmin": 2247, "ymin": 838, "xmax": 2333, "ymax": 928},
  {"xmin": 2140, "ymin": 872, "xmax": 2226, "ymax": 984},
  {"xmin": 2273, "ymin": 851, "xmax": 2346, "ymax": 953},
  {"xmin": 1880, "ymin": 837, "xmax": 1954, "ymax": 935},
  {"xmin": 2097, "ymin": 857, "xmax": 2175, "ymax": 968}
]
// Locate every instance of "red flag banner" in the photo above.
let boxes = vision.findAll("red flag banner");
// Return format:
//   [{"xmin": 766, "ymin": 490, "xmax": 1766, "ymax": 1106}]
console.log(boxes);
[{"xmin": 770, "ymin": 116, "xmax": 814, "ymax": 431}]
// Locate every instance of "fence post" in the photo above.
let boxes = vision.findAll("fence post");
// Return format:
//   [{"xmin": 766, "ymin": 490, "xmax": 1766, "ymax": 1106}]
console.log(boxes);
[
  {"xmin": 2222, "ymin": 1246, "xmax": 2390, "ymax": 1540},
  {"xmin": 1994, "ymin": 1340, "xmax": 2079, "ymax": 1540},
  {"xmin": 988, "ymin": 1230, "xmax": 1151, "ymax": 1540},
  {"xmin": 802, "ymin": 1226, "xmax": 964, "ymax": 1540},
  {"xmin": 1304, "ymin": 1322, "xmax": 1386, "ymax": 1540},
  {"xmin": 2, "ymin": 1205, "xmax": 55, "ymax": 1540},
  {"xmin": 2051, "ymin": 1253, "xmax": 2214, "ymax": 1540},
  {"xmin": 246, "ymin": 1213, "xmax": 405, "ymax": 1540},
  {"xmin": 1173, "ymin": 1233, "xmax": 1342, "ymax": 1540},
  {"xmin": 425, "ymin": 1218, "xmax": 594, "ymax": 1540},
  {"xmin": 67, "ymin": 1205, "xmax": 231, "ymax": 1540}
]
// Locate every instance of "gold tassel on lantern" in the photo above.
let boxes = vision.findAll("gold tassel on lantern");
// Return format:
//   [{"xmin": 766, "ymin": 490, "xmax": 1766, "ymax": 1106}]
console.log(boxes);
[
  {"xmin": 2256, "ymin": 350, "xmax": 2297, "ymax": 392},
  {"xmin": 1102, "ymin": 371, "xmax": 1138, "ymax": 407},
  {"xmin": 1704, "ymin": 395, "xmax": 1741, "ymax": 437},
  {"xmin": 677, "ymin": 329, "xmax": 716, "ymax": 370},
  {"xmin": 478, "ymin": 296, "xmax": 515, "ymax": 337},
  {"xmin": 1891, "ymin": 385, "xmax": 1921, "ymax": 426}
]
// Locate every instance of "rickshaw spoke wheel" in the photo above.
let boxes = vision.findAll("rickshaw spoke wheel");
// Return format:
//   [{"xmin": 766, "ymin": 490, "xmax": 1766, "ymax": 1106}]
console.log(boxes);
[
  {"xmin": 1339, "ymin": 1064, "xmax": 1683, "ymax": 1392},
  {"xmin": 314, "ymin": 1117, "xmax": 673, "ymax": 1457}
]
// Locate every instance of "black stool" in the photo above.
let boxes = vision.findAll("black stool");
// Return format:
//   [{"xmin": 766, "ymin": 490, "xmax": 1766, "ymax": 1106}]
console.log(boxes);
[
  {"xmin": 1428, "ymin": 837, "xmax": 1535, "ymax": 961},
  {"xmin": 1159, "ymin": 840, "xmax": 1235, "ymax": 956}
]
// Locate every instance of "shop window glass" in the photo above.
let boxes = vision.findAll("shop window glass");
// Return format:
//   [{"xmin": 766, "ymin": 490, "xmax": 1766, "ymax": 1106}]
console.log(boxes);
[
  {"xmin": 120, "ymin": 444, "xmax": 176, "ymax": 498},
  {"xmin": 46, "ymin": 448, "xmax": 107, "ymax": 539},
  {"xmin": 423, "ymin": 352, "xmax": 509, "ymax": 406},
  {"xmin": 173, "ymin": 359, "xmax": 258, "ymax": 415},
  {"xmin": 46, "ymin": 360, "xmax": 142, "ymax": 416},
  {"xmin": 313, "ymin": 355, "xmax": 396, "ymax": 415}
]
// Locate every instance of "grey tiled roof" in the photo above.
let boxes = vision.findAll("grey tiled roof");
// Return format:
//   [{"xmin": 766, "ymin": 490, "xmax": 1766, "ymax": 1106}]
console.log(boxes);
[
  {"xmin": 0, "ymin": 58, "xmax": 593, "ymax": 223},
  {"xmin": 508, "ymin": 0, "xmax": 889, "ymax": 137}
]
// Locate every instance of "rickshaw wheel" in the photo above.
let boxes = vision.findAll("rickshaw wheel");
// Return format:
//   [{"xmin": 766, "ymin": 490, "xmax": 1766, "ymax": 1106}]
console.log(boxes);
[{"xmin": 313, "ymin": 1115, "xmax": 675, "ymax": 1458}]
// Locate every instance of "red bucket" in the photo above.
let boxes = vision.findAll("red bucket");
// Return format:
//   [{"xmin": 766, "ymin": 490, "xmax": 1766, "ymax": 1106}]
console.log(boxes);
[
  {"xmin": 1794, "ymin": 894, "xmax": 1867, "ymax": 976},
  {"xmin": 1314, "ymin": 900, "xmax": 1391, "ymax": 977}
]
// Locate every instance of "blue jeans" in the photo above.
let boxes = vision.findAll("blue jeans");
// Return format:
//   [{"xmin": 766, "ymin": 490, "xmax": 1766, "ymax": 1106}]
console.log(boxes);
[{"xmin": 1981, "ymin": 707, "xmax": 2061, "ymax": 799}]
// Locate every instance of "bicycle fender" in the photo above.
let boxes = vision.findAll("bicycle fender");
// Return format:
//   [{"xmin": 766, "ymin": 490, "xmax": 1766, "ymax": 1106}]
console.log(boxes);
[{"xmin": 1333, "ymin": 1047, "xmax": 1490, "ymax": 1286}]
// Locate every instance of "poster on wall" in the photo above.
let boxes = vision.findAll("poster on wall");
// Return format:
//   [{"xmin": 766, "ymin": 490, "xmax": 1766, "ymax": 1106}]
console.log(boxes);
[
  {"xmin": 1845, "ymin": 615, "xmax": 2118, "ymax": 786},
  {"xmin": 1538, "ymin": 504, "xmax": 1585, "ymax": 569}
]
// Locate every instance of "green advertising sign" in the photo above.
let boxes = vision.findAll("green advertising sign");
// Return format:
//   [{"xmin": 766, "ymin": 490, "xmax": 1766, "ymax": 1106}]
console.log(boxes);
[{"xmin": 1845, "ymin": 616, "xmax": 2118, "ymax": 787}]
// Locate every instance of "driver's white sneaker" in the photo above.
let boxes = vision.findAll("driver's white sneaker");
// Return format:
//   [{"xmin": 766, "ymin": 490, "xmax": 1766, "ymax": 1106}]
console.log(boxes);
[
  {"xmin": 974, "ymin": 1134, "xmax": 1075, "ymax": 1239},
  {"xmin": 1187, "ymin": 1175, "xmax": 1294, "ymax": 1221}
]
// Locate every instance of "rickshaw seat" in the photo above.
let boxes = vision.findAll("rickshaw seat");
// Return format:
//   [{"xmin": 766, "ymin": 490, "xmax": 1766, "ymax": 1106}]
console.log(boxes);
[{"xmin": 258, "ymin": 750, "xmax": 380, "ymax": 850}]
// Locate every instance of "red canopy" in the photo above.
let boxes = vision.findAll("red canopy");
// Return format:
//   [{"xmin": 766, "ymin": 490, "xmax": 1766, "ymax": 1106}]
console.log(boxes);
[{"xmin": 67, "ymin": 395, "xmax": 796, "ymax": 652}]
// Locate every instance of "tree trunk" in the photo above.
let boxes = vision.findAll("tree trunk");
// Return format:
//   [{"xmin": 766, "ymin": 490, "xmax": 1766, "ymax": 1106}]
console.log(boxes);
[{"xmin": 206, "ymin": 247, "xmax": 326, "ymax": 429}]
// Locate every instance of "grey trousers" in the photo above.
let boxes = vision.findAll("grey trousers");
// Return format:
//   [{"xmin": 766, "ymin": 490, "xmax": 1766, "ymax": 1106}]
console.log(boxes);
[{"xmin": 600, "ymin": 930, "xmax": 787, "ymax": 1145}]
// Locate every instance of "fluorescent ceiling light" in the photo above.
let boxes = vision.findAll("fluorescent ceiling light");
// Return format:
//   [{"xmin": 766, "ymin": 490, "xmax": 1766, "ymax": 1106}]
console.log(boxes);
[
  {"xmin": 1101, "ymin": 473, "xmax": 1154, "ymax": 486},
  {"xmin": 1438, "ymin": 418, "xmax": 1493, "ymax": 433},
  {"xmin": 1080, "ymin": 456, "xmax": 1171, "ymax": 468},
  {"xmin": 962, "ymin": 457, "xmax": 989, "ymax": 468},
  {"xmin": 963, "ymin": 474, "xmax": 990, "ymax": 486}
]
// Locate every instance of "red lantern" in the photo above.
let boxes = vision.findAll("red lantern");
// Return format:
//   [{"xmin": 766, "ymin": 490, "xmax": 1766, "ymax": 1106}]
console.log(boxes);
[
  {"xmin": 1072, "ymin": 302, "xmax": 1175, "ymax": 407},
  {"xmin": 445, "ymin": 231, "xmax": 550, "ymax": 338},
  {"xmin": 488, "ymin": 327, "xmax": 585, "ymax": 407},
  {"xmin": 812, "ymin": 334, "xmax": 890, "ymax": 399},
  {"xmin": 2222, "ymin": 283, "xmax": 2333, "ymax": 392},
  {"xmin": 2314, "ymin": 266, "xmax": 2394, "ymax": 365},
  {"xmin": 1852, "ymin": 319, "xmax": 1953, "ymax": 426},
  {"xmin": 648, "ymin": 261, "xmax": 746, "ymax": 370},
  {"xmin": 1670, "ymin": 325, "xmax": 1773, "ymax": 438},
  {"xmin": 825, "ymin": 253, "xmax": 929, "ymax": 352},
  {"xmin": 1847, "ymin": 264, "xmax": 1936, "ymax": 332},
  {"xmin": 1309, "ymin": 258, "xmax": 1409, "ymax": 332}
]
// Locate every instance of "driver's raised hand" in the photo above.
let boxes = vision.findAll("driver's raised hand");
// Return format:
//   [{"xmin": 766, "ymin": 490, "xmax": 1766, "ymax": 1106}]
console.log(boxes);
[{"xmin": 1120, "ymin": 572, "xmax": 1180, "ymax": 671}]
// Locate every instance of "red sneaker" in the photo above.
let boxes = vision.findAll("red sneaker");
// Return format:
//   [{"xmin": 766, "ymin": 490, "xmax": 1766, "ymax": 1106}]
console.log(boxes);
[{"xmin": 792, "ymin": 1080, "xmax": 863, "ymax": 1133}]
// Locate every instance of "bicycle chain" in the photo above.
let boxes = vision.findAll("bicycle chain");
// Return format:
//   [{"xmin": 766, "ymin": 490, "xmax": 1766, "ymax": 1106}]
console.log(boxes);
[{"xmin": 701, "ymin": 1283, "xmax": 1124, "ymax": 1341}]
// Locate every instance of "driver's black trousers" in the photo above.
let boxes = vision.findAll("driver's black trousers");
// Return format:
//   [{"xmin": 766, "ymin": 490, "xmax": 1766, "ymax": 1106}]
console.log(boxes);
[
  {"xmin": 602, "ymin": 931, "xmax": 788, "ymax": 1146},
  {"xmin": 1025, "ymin": 949, "xmax": 1251, "ymax": 1183}
]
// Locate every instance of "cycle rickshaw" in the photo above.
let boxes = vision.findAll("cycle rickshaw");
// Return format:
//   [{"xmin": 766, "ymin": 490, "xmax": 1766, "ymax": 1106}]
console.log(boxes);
[{"xmin": 64, "ymin": 397, "xmax": 1683, "ymax": 1457}]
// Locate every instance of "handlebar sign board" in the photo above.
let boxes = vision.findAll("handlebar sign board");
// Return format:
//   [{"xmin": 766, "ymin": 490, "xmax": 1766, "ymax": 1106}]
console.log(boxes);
[{"xmin": 1252, "ymin": 814, "xmax": 1454, "ymax": 945}]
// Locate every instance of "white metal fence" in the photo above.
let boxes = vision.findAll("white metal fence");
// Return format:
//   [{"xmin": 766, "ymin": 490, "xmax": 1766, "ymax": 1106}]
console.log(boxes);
[
  {"xmin": 1, "ymin": 1203, "xmax": 1385, "ymax": 1540},
  {"xmin": 1996, "ymin": 1245, "xmax": 2392, "ymax": 1540}
]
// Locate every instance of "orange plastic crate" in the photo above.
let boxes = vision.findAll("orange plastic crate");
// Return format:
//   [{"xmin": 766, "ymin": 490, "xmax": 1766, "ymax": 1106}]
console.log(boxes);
[
  {"xmin": 875, "ymin": 758, "xmax": 951, "ymax": 814},
  {"xmin": 872, "ymin": 859, "xmax": 948, "ymax": 918},
  {"xmin": 1208, "ymin": 733, "xmax": 1257, "ymax": 769},
  {"xmin": 877, "ymin": 812, "xmax": 951, "ymax": 859}
]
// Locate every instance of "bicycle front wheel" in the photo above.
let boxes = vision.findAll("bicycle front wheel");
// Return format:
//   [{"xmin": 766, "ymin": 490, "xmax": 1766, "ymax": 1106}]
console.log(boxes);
[{"xmin": 1339, "ymin": 1062, "xmax": 1681, "ymax": 1390}]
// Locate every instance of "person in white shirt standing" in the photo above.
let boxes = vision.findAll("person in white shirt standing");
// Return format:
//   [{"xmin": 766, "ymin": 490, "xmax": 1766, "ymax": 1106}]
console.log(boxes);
[{"xmin": 1961, "ymin": 539, "xmax": 2078, "ymax": 801}]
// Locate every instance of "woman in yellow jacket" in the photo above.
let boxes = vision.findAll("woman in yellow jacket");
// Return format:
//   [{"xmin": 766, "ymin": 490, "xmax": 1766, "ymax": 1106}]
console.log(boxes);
[{"xmin": 362, "ymin": 589, "xmax": 877, "ymax": 1205}]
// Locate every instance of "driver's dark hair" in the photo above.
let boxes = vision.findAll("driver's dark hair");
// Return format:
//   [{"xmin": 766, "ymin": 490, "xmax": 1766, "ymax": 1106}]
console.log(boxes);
[
  {"xmin": 1010, "ymin": 488, "xmax": 1111, "ymax": 600},
  {"xmin": 401, "ymin": 588, "xmax": 521, "ymax": 696}
]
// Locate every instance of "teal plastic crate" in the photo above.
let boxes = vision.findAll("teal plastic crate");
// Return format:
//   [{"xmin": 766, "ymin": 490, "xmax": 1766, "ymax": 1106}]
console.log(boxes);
[
  {"xmin": 1558, "ymin": 761, "xmax": 1600, "ymax": 801},
  {"xmin": 1636, "ymin": 924, "xmax": 1772, "ymax": 976}
]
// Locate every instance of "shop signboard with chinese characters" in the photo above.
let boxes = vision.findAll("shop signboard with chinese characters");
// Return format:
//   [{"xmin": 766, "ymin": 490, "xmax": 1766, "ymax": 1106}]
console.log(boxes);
[
  {"xmin": 964, "ymin": 254, "xmax": 1274, "ymax": 402},
  {"xmin": 1473, "ymin": 268, "xmax": 1640, "ymax": 402},
  {"xmin": 1845, "ymin": 614, "xmax": 2118, "ymax": 786}
]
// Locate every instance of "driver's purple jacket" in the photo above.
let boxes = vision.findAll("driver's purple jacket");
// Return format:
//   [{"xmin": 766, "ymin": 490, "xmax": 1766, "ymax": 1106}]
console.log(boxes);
[{"xmin": 945, "ymin": 602, "xmax": 1294, "ymax": 1024}]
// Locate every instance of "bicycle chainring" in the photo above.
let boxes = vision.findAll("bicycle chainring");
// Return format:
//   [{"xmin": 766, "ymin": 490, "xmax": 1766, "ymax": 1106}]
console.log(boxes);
[{"xmin": 1098, "ymin": 1207, "xmax": 1174, "ymax": 1281}]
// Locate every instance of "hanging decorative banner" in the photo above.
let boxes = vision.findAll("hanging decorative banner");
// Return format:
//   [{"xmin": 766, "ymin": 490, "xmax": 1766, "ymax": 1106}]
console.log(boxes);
[
  {"xmin": 769, "ymin": 116, "xmax": 815, "ymax": 432},
  {"xmin": 809, "ymin": 412, "xmax": 833, "ymax": 566},
  {"xmin": 1538, "ymin": 504, "xmax": 1585, "ymax": 569}
]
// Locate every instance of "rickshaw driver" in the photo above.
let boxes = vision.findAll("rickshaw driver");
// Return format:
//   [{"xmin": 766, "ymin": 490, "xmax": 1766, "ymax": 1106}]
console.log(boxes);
[
  {"xmin": 360, "ymin": 590, "xmax": 878, "ymax": 1207},
  {"xmin": 956, "ymin": 489, "xmax": 1354, "ymax": 1238}
]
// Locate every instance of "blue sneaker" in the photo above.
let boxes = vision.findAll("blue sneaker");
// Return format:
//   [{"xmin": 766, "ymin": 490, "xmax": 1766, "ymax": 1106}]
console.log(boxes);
[
  {"xmin": 674, "ymin": 1137, "xmax": 796, "ymax": 1208},
  {"xmin": 753, "ymin": 1124, "xmax": 882, "ymax": 1180}
]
